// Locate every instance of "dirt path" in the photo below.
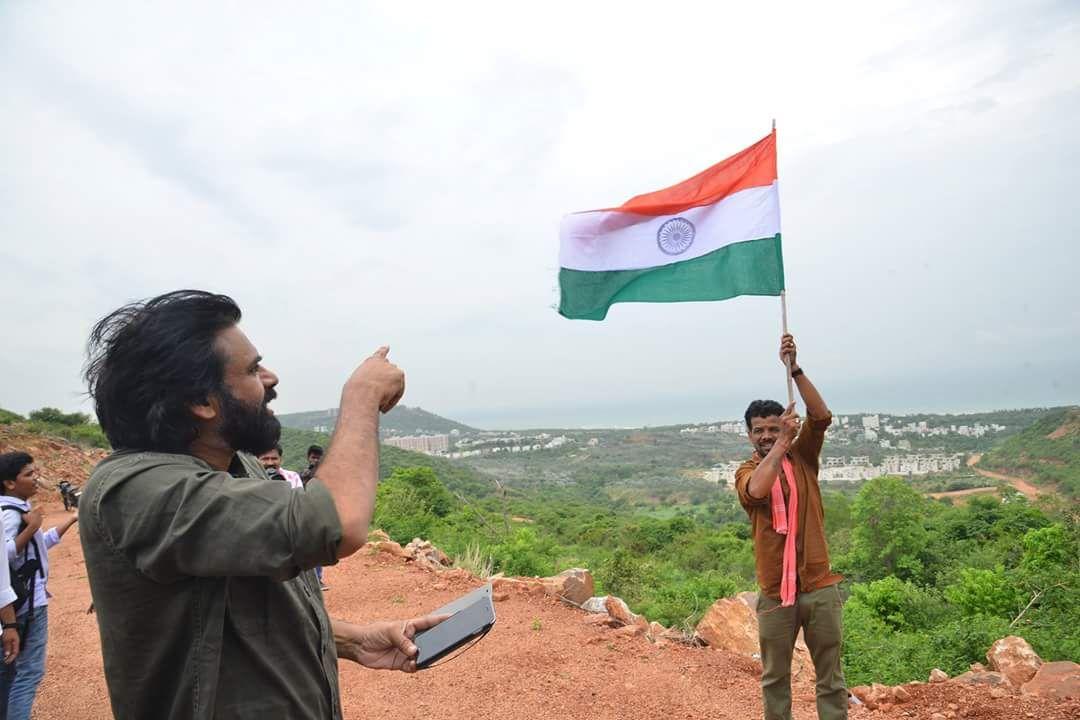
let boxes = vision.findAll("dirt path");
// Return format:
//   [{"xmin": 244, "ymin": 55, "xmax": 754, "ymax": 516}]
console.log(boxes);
[
  {"xmin": 29, "ymin": 508, "xmax": 1078, "ymax": 720},
  {"xmin": 964, "ymin": 454, "xmax": 1044, "ymax": 499}
]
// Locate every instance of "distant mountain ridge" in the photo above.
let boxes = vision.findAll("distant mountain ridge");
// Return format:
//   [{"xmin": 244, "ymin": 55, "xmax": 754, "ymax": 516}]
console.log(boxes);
[{"xmin": 276, "ymin": 405, "xmax": 478, "ymax": 436}]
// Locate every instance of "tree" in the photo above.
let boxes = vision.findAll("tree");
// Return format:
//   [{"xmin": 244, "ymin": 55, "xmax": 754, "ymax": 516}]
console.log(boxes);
[
  {"xmin": 29, "ymin": 407, "xmax": 90, "ymax": 426},
  {"xmin": 846, "ymin": 476, "xmax": 931, "ymax": 582},
  {"xmin": 944, "ymin": 567, "xmax": 1019, "ymax": 618}
]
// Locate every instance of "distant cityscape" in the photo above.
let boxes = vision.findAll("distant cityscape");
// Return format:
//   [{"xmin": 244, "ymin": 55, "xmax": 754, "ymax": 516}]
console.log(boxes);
[{"xmin": 383, "ymin": 429, "xmax": 582, "ymax": 459}]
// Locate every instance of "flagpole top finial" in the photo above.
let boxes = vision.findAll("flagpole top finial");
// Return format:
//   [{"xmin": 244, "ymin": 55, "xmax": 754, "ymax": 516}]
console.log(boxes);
[{"xmin": 771, "ymin": 118, "xmax": 776, "ymax": 131}]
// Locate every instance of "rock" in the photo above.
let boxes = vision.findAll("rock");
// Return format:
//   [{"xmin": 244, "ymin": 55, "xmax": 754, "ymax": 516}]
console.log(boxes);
[
  {"xmin": 647, "ymin": 621, "xmax": 666, "ymax": 639},
  {"xmin": 612, "ymin": 624, "xmax": 646, "ymax": 638},
  {"xmin": 492, "ymin": 591, "xmax": 510, "ymax": 602},
  {"xmin": 367, "ymin": 529, "xmax": 391, "ymax": 543},
  {"xmin": 694, "ymin": 597, "xmax": 759, "ymax": 656},
  {"xmin": 952, "ymin": 671, "xmax": 1010, "ymax": 687},
  {"xmin": 891, "ymin": 685, "xmax": 911, "ymax": 703},
  {"xmin": 604, "ymin": 596, "xmax": 640, "ymax": 627},
  {"xmin": 990, "ymin": 688, "xmax": 1007, "ymax": 699},
  {"xmin": 660, "ymin": 627, "xmax": 687, "ymax": 642},
  {"xmin": 970, "ymin": 662, "xmax": 986, "ymax": 672},
  {"xmin": 930, "ymin": 714, "xmax": 946, "ymax": 720},
  {"xmin": 405, "ymin": 538, "xmax": 451, "ymax": 570},
  {"xmin": 735, "ymin": 591, "xmax": 758, "ymax": 610},
  {"xmin": 849, "ymin": 684, "xmax": 893, "ymax": 711},
  {"xmin": 986, "ymin": 636, "xmax": 1042, "ymax": 687},
  {"xmin": 581, "ymin": 596, "xmax": 609, "ymax": 614},
  {"xmin": 368, "ymin": 540, "xmax": 409, "ymax": 558},
  {"xmin": 540, "ymin": 568, "xmax": 595, "ymax": 606},
  {"xmin": 1020, "ymin": 660, "xmax": 1080, "ymax": 701},
  {"xmin": 929, "ymin": 668, "xmax": 949, "ymax": 683}
]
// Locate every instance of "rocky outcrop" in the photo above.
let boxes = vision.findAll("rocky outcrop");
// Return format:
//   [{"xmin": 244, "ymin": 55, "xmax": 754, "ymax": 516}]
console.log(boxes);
[
  {"xmin": 1021, "ymin": 661, "xmax": 1080, "ymax": 700},
  {"xmin": 694, "ymin": 597, "xmax": 758, "ymax": 656},
  {"xmin": 850, "ymin": 683, "xmax": 913, "ymax": 710},
  {"xmin": 986, "ymin": 635, "xmax": 1042, "ymax": 687},
  {"xmin": 541, "ymin": 568, "xmax": 594, "ymax": 606},
  {"xmin": 404, "ymin": 538, "xmax": 451, "ymax": 571}
]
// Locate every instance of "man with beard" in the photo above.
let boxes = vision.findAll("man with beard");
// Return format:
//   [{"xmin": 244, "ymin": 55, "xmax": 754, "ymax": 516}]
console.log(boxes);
[
  {"xmin": 258, "ymin": 444, "xmax": 304, "ymax": 489},
  {"xmin": 80, "ymin": 290, "xmax": 443, "ymax": 720},
  {"xmin": 734, "ymin": 334, "xmax": 846, "ymax": 720}
]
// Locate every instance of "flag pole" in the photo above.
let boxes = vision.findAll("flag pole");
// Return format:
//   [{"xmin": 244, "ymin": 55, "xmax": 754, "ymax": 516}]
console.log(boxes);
[
  {"xmin": 772, "ymin": 118, "xmax": 795, "ymax": 406},
  {"xmin": 781, "ymin": 290, "xmax": 794, "ymax": 406}
]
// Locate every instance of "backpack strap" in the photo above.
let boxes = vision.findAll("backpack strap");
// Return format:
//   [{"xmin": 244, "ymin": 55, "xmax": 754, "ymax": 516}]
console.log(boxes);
[{"xmin": 0, "ymin": 503, "xmax": 44, "ymax": 576}]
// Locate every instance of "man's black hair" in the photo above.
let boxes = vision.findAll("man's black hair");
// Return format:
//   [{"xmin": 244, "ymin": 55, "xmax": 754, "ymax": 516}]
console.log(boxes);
[
  {"xmin": 0, "ymin": 452, "xmax": 34, "ymax": 485},
  {"xmin": 307, "ymin": 445, "xmax": 324, "ymax": 456},
  {"xmin": 84, "ymin": 290, "xmax": 242, "ymax": 452},
  {"xmin": 744, "ymin": 399, "xmax": 785, "ymax": 429}
]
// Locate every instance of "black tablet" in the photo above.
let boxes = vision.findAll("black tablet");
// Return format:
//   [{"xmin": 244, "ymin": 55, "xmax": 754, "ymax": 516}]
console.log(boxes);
[{"xmin": 414, "ymin": 583, "xmax": 496, "ymax": 669}]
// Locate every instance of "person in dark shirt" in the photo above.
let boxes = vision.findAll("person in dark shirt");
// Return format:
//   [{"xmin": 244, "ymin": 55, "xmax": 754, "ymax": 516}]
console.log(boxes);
[
  {"xmin": 300, "ymin": 445, "xmax": 324, "ymax": 487},
  {"xmin": 80, "ymin": 290, "xmax": 442, "ymax": 719}
]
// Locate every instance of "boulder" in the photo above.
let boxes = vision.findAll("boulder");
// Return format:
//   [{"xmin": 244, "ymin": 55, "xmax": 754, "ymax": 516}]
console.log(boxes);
[
  {"xmin": 694, "ymin": 597, "xmax": 759, "ymax": 656},
  {"xmin": 604, "ymin": 596, "xmax": 641, "ymax": 627},
  {"xmin": 581, "ymin": 596, "xmax": 609, "ymax": 614},
  {"xmin": 952, "ymin": 670, "xmax": 1010, "ymax": 687},
  {"xmin": 368, "ymin": 540, "xmax": 409, "ymax": 558},
  {"xmin": 1020, "ymin": 661, "xmax": 1080, "ymax": 701},
  {"xmin": 405, "ymin": 538, "xmax": 451, "ymax": 569},
  {"xmin": 986, "ymin": 636, "xmax": 1042, "ymax": 687},
  {"xmin": 735, "ymin": 591, "xmax": 758, "ymax": 611},
  {"xmin": 647, "ymin": 621, "xmax": 667, "ymax": 639},
  {"xmin": 929, "ymin": 668, "xmax": 949, "ymax": 683},
  {"xmin": 540, "ymin": 568, "xmax": 595, "ymax": 606}
]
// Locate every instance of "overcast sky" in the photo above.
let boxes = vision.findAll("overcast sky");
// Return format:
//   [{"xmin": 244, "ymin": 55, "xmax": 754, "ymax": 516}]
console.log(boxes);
[{"xmin": 2, "ymin": 1, "xmax": 1078, "ymax": 429}]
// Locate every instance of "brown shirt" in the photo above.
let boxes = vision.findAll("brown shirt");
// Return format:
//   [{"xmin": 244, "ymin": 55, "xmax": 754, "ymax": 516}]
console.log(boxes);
[{"xmin": 735, "ymin": 412, "xmax": 843, "ymax": 600}]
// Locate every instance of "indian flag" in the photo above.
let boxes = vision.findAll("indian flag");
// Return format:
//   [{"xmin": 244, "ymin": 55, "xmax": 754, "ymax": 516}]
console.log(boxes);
[{"xmin": 558, "ymin": 130, "xmax": 783, "ymax": 320}]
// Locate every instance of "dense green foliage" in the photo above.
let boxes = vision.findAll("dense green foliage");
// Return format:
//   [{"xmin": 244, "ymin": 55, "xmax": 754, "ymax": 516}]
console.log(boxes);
[
  {"xmin": 980, "ymin": 406, "xmax": 1080, "ymax": 498},
  {"xmin": 356, "ymin": 443, "xmax": 1079, "ymax": 683},
  {"xmin": 281, "ymin": 418, "xmax": 1077, "ymax": 686},
  {"xmin": 0, "ymin": 407, "xmax": 109, "ymax": 449}
]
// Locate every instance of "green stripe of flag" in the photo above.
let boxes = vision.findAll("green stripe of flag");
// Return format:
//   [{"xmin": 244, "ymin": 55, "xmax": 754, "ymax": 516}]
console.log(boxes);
[{"xmin": 558, "ymin": 234, "xmax": 785, "ymax": 321}]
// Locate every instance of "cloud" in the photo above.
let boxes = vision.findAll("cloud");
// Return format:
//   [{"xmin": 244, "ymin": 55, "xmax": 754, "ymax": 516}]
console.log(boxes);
[{"xmin": 1, "ymin": 1, "xmax": 1079, "ymax": 426}]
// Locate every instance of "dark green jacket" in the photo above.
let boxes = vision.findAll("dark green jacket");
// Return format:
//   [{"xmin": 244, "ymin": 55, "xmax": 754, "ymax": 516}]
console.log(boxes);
[{"xmin": 80, "ymin": 450, "xmax": 343, "ymax": 719}]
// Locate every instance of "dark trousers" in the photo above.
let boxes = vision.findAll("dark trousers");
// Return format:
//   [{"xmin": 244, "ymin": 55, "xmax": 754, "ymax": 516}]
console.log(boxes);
[{"xmin": 756, "ymin": 585, "xmax": 847, "ymax": 720}]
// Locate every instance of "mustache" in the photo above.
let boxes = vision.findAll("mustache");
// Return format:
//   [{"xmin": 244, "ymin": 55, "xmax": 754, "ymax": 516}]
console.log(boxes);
[{"xmin": 263, "ymin": 389, "xmax": 278, "ymax": 405}]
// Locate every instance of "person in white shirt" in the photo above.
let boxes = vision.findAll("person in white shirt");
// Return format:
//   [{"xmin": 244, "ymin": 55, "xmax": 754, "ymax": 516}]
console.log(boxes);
[
  {"xmin": 0, "ymin": 452, "xmax": 76, "ymax": 720},
  {"xmin": 257, "ymin": 444, "xmax": 304, "ymax": 489},
  {"xmin": 0, "ymin": 507, "xmax": 21, "ymax": 720}
]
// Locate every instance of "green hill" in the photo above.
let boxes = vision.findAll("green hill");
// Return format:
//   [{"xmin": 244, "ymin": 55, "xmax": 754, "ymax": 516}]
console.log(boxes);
[
  {"xmin": 277, "ymin": 405, "xmax": 477, "ymax": 436},
  {"xmin": 979, "ymin": 406, "xmax": 1080, "ymax": 498},
  {"xmin": 278, "ymin": 426, "xmax": 495, "ymax": 498}
]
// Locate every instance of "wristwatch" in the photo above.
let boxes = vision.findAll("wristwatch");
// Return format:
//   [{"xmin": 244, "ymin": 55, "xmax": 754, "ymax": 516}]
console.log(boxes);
[
  {"xmin": 790, "ymin": 367, "xmax": 804, "ymax": 379},
  {"xmin": 1, "ymin": 623, "xmax": 18, "ymax": 630}
]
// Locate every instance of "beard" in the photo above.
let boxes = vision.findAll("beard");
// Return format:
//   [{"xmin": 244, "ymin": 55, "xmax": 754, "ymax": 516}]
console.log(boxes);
[{"xmin": 218, "ymin": 388, "xmax": 281, "ymax": 456}]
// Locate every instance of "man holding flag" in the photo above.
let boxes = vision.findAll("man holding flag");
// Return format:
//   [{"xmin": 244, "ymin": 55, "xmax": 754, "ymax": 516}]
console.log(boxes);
[
  {"xmin": 558, "ymin": 127, "xmax": 846, "ymax": 718},
  {"xmin": 735, "ymin": 334, "xmax": 847, "ymax": 720}
]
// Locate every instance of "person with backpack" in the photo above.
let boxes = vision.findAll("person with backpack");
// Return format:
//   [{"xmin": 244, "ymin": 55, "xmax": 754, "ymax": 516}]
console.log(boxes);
[
  {"xmin": 0, "ymin": 509, "xmax": 21, "ymax": 720},
  {"xmin": 0, "ymin": 452, "xmax": 77, "ymax": 720}
]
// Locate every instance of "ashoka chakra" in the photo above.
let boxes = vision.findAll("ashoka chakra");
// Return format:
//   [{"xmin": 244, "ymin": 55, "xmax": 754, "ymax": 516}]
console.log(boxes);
[{"xmin": 657, "ymin": 217, "xmax": 695, "ymax": 255}]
